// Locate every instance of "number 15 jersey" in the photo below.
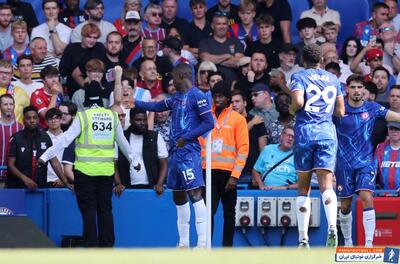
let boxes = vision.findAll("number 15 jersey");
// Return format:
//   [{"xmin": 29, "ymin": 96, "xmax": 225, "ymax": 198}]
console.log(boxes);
[{"xmin": 290, "ymin": 68, "xmax": 343, "ymax": 143}]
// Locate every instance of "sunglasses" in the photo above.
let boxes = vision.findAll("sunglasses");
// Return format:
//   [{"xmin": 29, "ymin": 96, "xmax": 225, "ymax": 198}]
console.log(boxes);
[
  {"xmin": 379, "ymin": 26, "xmax": 393, "ymax": 33},
  {"xmin": 151, "ymin": 12, "xmax": 162, "ymax": 17},
  {"xmin": 214, "ymin": 11, "xmax": 228, "ymax": 18},
  {"xmin": 200, "ymin": 70, "xmax": 214, "ymax": 75}
]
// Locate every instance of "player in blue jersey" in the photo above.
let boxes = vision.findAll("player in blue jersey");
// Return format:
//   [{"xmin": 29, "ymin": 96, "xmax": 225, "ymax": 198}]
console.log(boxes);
[
  {"xmin": 335, "ymin": 74, "xmax": 400, "ymax": 247},
  {"xmin": 133, "ymin": 63, "xmax": 214, "ymax": 248},
  {"xmin": 289, "ymin": 43, "xmax": 345, "ymax": 248}
]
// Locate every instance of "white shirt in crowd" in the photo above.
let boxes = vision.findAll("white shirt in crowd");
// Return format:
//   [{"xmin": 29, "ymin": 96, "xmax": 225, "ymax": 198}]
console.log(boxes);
[
  {"xmin": 128, "ymin": 133, "xmax": 168, "ymax": 185},
  {"xmin": 31, "ymin": 23, "xmax": 72, "ymax": 58},
  {"xmin": 46, "ymin": 130, "xmax": 64, "ymax": 183},
  {"xmin": 12, "ymin": 80, "xmax": 43, "ymax": 97}
]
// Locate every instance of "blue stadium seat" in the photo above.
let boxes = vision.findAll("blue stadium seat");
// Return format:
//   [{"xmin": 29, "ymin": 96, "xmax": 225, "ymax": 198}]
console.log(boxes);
[
  {"xmin": 327, "ymin": 0, "xmax": 370, "ymax": 45},
  {"xmin": 287, "ymin": 0, "xmax": 310, "ymax": 44}
]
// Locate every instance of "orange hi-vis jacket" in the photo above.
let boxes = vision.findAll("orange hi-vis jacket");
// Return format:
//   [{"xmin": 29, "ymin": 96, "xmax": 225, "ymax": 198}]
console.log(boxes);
[{"xmin": 199, "ymin": 105, "xmax": 249, "ymax": 179}]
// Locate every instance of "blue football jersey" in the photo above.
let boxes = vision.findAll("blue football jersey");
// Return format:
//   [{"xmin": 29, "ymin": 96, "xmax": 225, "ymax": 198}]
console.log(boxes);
[
  {"xmin": 335, "ymin": 100, "xmax": 388, "ymax": 169},
  {"xmin": 290, "ymin": 68, "xmax": 343, "ymax": 142},
  {"xmin": 165, "ymin": 87, "xmax": 211, "ymax": 151}
]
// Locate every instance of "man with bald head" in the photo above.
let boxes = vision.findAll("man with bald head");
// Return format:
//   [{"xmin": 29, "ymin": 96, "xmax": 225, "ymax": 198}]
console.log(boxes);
[{"xmin": 137, "ymin": 59, "xmax": 164, "ymax": 98}]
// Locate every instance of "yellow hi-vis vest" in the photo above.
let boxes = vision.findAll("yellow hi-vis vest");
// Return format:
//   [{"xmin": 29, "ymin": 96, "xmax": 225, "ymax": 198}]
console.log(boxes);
[{"xmin": 74, "ymin": 107, "xmax": 118, "ymax": 176}]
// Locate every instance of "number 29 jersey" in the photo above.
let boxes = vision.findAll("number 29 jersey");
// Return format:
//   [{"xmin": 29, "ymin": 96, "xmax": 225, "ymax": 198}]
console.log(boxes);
[{"xmin": 290, "ymin": 68, "xmax": 343, "ymax": 142}]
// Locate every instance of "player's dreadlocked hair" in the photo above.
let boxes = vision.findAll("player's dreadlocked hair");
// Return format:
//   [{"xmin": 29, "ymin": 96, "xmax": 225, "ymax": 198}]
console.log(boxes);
[{"xmin": 302, "ymin": 43, "xmax": 322, "ymax": 67}]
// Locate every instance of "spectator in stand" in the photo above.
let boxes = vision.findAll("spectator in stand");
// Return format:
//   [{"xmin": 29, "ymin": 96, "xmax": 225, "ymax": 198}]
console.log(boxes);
[
  {"xmin": 0, "ymin": 59, "xmax": 29, "ymax": 123},
  {"xmin": 199, "ymin": 12, "xmax": 244, "ymax": 85},
  {"xmin": 197, "ymin": 61, "xmax": 217, "ymax": 92},
  {"xmin": 245, "ymin": 14, "xmax": 281, "ymax": 71},
  {"xmin": 354, "ymin": 2, "xmax": 390, "ymax": 41},
  {"xmin": 131, "ymin": 38, "xmax": 172, "ymax": 81},
  {"xmin": 275, "ymin": 44, "xmax": 303, "ymax": 86},
  {"xmin": 160, "ymin": 0, "xmax": 190, "ymax": 45},
  {"xmin": 265, "ymin": 92, "xmax": 294, "ymax": 145},
  {"xmin": 373, "ymin": 66, "xmax": 394, "ymax": 106},
  {"xmin": 13, "ymin": 37, "xmax": 58, "ymax": 82},
  {"xmin": 269, "ymin": 68, "xmax": 289, "ymax": 95},
  {"xmin": 340, "ymin": 37, "xmax": 362, "ymax": 68},
  {"xmin": 161, "ymin": 36, "xmax": 194, "ymax": 74},
  {"xmin": 72, "ymin": 59, "xmax": 109, "ymax": 112},
  {"xmin": 364, "ymin": 81, "xmax": 379, "ymax": 102},
  {"xmin": 7, "ymin": 106, "xmax": 69, "ymax": 190},
  {"xmin": 3, "ymin": 20, "xmax": 30, "ymax": 66},
  {"xmin": 31, "ymin": 0, "xmax": 72, "ymax": 59},
  {"xmin": 117, "ymin": 108, "xmax": 168, "ymax": 193},
  {"xmin": 136, "ymin": 59, "xmax": 164, "ymax": 98},
  {"xmin": 375, "ymin": 122, "xmax": 400, "ymax": 191},
  {"xmin": 208, "ymin": 71, "xmax": 225, "ymax": 89},
  {"xmin": 199, "ymin": 80, "xmax": 249, "ymax": 247},
  {"xmin": 71, "ymin": 0, "xmax": 117, "ymax": 44},
  {"xmin": 163, "ymin": 27, "xmax": 197, "ymax": 66},
  {"xmin": 372, "ymin": 85, "xmax": 400, "ymax": 149},
  {"xmin": 0, "ymin": 94, "xmax": 23, "ymax": 187},
  {"xmin": 206, "ymin": 0, "xmax": 239, "ymax": 26},
  {"xmin": 228, "ymin": 1, "xmax": 258, "ymax": 49},
  {"xmin": 101, "ymin": 31, "xmax": 126, "ymax": 86},
  {"xmin": 249, "ymin": 83, "xmax": 279, "ymax": 129},
  {"xmin": 45, "ymin": 108, "xmax": 66, "ymax": 188},
  {"xmin": 6, "ymin": 0, "xmax": 38, "ymax": 32},
  {"xmin": 321, "ymin": 21, "xmax": 339, "ymax": 50},
  {"xmin": 59, "ymin": 0, "xmax": 86, "ymax": 29},
  {"xmin": 0, "ymin": 4, "xmax": 16, "ymax": 51},
  {"xmin": 377, "ymin": 21, "xmax": 400, "ymax": 73},
  {"xmin": 120, "ymin": 11, "xmax": 142, "ymax": 67},
  {"xmin": 294, "ymin": 17, "xmax": 320, "ymax": 65},
  {"xmin": 187, "ymin": 0, "xmax": 212, "ymax": 59},
  {"xmin": 234, "ymin": 52, "xmax": 269, "ymax": 111},
  {"xmin": 31, "ymin": 66, "xmax": 63, "ymax": 129},
  {"xmin": 152, "ymin": 93, "xmax": 172, "ymax": 151},
  {"xmin": 253, "ymin": 125, "xmax": 297, "ymax": 190},
  {"xmin": 12, "ymin": 55, "xmax": 43, "ymax": 97},
  {"xmin": 59, "ymin": 101, "xmax": 77, "ymax": 131},
  {"xmin": 325, "ymin": 62, "xmax": 346, "ymax": 95},
  {"xmin": 384, "ymin": 0, "xmax": 400, "ymax": 32},
  {"xmin": 59, "ymin": 23, "xmax": 107, "ymax": 97},
  {"xmin": 255, "ymin": 0, "xmax": 292, "ymax": 44},
  {"xmin": 321, "ymin": 48, "xmax": 353, "ymax": 84},
  {"xmin": 231, "ymin": 89, "xmax": 267, "ymax": 184},
  {"xmin": 113, "ymin": 0, "xmax": 141, "ymax": 37},
  {"xmin": 300, "ymin": 0, "xmax": 341, "ymax": 38},
  {"xmin": 141, "ymin": 3, "xmax": 166, "ymax": 43}
]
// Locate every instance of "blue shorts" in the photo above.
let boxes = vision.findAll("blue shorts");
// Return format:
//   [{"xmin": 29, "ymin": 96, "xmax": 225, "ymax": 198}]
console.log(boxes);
[
  {"xmin": 336, "ymin": 165, "xmax": 376, "ymax": 198},
  {"xmin": 294, "ymin": 139, "xmax": 337, "ymax": 172},
  {"xmin": 167, "ymin": 146, "xmax": 204, "ymax": 191}
]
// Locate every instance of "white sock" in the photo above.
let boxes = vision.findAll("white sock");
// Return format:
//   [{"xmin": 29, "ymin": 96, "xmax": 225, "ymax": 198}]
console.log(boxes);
[
  {"xmin": 176, "ymin": 202, "xmax": 190, "ymax": 247},
  {"xmin": 193, "ymin": 199, "xmax": 207, "ymax": 247},
  {"xmin": 363, "ymin": 208, "xmax": 375, "ymax": 247},
  {"xmin": 339, "ymin": 210, "xmax": 353, "ymax": 246},
  {"xmin": 296, "ymin": 196, "xmax": 311, "ymax": 242},
  {"xmin": 322, "ymin": 189, "xmax": 338, "ymax": 233}
]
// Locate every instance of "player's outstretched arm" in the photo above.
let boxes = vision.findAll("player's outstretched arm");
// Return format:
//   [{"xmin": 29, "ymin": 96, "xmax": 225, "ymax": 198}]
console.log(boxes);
[
  {"xmin": 386, "ymin": 110, "xmax": 400, "ymax": 122},
  {"xmin": 135, "ymin": 99, "xmax": 170, "ymax": 113},
  {"xmin": 334, "ymin": 95, "xmax": 345, "ymax": 117}
]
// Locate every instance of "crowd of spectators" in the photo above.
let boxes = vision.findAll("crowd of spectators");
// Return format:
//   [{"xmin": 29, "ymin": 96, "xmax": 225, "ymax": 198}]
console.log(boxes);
[{"xmin": 1, "ymin": 0, "xmax": 400, "ymax": 201}]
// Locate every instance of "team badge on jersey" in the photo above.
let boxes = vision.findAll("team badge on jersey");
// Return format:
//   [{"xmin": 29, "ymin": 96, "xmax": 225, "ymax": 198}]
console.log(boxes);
[
  {"xmin": 361, "ymin": 112, "xmax": 369, "ymax": 120},
  {"xmin": 36, "ymin": 98, "xmax": 42, "ymax": 105}
]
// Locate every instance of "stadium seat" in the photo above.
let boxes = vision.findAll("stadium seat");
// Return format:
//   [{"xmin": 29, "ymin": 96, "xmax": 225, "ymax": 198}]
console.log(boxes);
[
  {"xmin": 327, "ymin": 0, "xmax": 370, "ymax": 44},
  {"xmin": 287, "ymin": 0, "xmax": 310, "ymax": 44}
]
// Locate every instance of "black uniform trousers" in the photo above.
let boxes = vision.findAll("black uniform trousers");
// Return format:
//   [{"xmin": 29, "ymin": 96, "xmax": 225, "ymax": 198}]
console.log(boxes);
[
  {"xmin": 207, "ymin": 169, "xmax": 237, "ymax": 247},
  {"xmin": 74, "ymin": 170, "xmax": 114, "ymax": 247}
]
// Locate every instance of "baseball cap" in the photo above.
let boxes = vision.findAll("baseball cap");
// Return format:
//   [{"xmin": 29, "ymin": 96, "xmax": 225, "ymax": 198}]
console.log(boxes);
[
  {"xmin": 387, "ymin": 122, "xmax": 400, "ymax": 129},
  {"xmin": 125, "ymin": 10, "xmax": 140, "ymax": 21},
  {"xmin": 212, "ymin": 80, "xmax": 231, "ymax": 99},
  {"xmin": 162, "ymin": 36, "xmax": 183, "ymax": 52},
  {"xmin": 279, "ymin": 43, "xmax": 298, "ymax": 53},
  {"xmin": 250, "ymin": 83, "xmax": 271, "ymax": 93},
  {"xmin": 365, "ymin": 48, "xmax": 383, "ymax": 61}
]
